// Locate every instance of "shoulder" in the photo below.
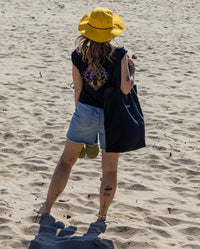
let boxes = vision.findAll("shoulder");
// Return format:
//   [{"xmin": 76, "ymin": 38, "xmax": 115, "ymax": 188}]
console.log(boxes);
[
  {"xmin": 71, "ymin": 48, "xmax": 82, "ymax": 66},
  {"xmin": 71, "ymin": 48, "xmax": 81, "ymax": 60},
  {"xmin": 113, "ymin": 47, "xmax": 127, "ymax": 61}
]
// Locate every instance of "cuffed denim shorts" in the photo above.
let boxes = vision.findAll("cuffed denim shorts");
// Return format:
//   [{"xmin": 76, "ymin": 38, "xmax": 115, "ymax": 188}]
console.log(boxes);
[{"xmin": 66, "ymin": 102, "xmax": 105, "ymax": 150}]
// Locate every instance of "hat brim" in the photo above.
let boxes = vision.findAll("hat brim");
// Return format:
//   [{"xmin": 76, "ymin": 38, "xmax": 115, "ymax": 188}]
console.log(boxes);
[{"xmin": 78, "ymin": 12, "xmax": 124, "ymax": 43}]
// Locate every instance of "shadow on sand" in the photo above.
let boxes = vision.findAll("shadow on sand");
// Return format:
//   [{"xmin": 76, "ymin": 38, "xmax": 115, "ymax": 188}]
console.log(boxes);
[{"xmin": 29, "ymin": 214, "xmax": 115, "ymax": 249}]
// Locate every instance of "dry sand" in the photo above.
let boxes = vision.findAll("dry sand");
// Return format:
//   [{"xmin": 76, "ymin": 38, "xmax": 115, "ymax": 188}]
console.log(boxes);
[{"xmin": 0, "ymin": 0, "xmax": 200, "ymax": 248}]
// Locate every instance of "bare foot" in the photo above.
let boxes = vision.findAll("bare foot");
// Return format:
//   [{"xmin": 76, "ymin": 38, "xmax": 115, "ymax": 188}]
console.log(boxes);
[{"xmin": 33, "ymin": 202, "xmax": 50, "ymax": 215}]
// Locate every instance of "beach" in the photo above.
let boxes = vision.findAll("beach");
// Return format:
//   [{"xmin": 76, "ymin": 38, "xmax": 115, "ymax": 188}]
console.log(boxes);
[{"xmin": 0, "ymin": 0, "xmax": 200, "ymax": 248}]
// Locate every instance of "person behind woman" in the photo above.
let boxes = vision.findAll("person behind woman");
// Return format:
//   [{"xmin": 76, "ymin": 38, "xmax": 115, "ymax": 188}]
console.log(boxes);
[{"xmin": 34, "ymin": 8, "xmax": 135, "ymax": 221}]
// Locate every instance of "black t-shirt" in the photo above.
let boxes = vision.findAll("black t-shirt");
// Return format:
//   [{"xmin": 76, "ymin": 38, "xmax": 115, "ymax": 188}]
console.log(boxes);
[{"xmin": 71, "ymin": 47, "xmax": 127, "ymax": 108}]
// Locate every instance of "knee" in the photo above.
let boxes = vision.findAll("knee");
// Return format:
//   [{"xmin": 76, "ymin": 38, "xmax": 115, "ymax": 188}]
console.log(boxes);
[
  {"xmin": 57, "ymin": 157, "xmax": 73, "ymax": 173},
  {"xmin": 103, "ymin": 168, "xmax": 117, "ymax": 179}
]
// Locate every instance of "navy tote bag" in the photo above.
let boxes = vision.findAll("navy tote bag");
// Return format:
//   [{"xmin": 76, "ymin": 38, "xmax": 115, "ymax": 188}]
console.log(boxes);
[{"xmin": 104, "ymin": 58, "xmax": 145, "ymax": 153}]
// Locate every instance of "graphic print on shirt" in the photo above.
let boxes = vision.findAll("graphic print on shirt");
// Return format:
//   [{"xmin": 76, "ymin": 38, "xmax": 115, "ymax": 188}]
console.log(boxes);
[{"xmin": 83, "ymin": 66, "xmax": 109, "ymax": 91}]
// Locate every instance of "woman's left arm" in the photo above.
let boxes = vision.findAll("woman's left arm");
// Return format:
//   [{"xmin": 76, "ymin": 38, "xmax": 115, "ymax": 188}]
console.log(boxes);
[
  {"xmin": 120, "ymin": 54, "xmax": 135, "ymax": 95},
  {"xmin": 72, "ymin": 65, "xmax": 83, "ymax": 107}
]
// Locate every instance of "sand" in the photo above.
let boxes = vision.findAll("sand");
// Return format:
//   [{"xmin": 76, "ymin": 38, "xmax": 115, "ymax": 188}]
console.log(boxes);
[{"xmin": 0, "ymin": 0, "xmax": 200, "ymax": 248}]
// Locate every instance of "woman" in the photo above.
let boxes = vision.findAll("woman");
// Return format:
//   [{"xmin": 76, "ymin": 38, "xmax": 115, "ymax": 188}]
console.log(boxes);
[{"xmin": 34, "ymin": 8, "xmax": 135, "ymax": 221}]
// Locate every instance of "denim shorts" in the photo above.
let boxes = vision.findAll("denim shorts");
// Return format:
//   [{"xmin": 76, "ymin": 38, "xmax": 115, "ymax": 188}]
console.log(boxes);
[{"xmin": 66, "ymin": 102, "xmax": 105, "ymax": 150}]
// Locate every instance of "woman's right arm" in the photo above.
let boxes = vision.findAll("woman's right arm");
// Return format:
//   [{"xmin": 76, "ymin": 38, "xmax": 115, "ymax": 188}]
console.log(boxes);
[
  {"xmin": 72, "ymin": 65, "xmax": 83, "ymax": 107},
  {"xmin": 120, "ymin": 54, "xmax": 135, "ymax": 95}
]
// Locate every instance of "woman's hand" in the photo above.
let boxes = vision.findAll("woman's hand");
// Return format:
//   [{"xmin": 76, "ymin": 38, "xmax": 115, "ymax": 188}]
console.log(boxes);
[{"xmin": 127, "ymin": 54, "xmax": 135, "ymax": 77}]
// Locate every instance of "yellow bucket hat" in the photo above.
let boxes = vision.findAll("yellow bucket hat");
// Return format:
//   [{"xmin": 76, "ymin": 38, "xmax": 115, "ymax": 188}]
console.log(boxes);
[{"xmin": 78, "ymin": 8, "xmax": 124, "ymax": 43}]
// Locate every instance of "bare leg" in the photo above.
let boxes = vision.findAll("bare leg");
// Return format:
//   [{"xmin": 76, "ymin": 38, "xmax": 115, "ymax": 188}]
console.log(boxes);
[
  {"xmin": 98, "ymin": 150, "xmax": 119, "ymax": 221},
  {"xmin": 34, "ymin": 139, "xmax": 84, "ymax": 214}
]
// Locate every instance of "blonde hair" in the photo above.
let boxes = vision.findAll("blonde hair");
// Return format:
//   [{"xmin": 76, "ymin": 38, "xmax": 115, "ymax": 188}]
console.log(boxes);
[{"xmin": 75, "ymin": 35, "xmax": 116, "ymax": 73}]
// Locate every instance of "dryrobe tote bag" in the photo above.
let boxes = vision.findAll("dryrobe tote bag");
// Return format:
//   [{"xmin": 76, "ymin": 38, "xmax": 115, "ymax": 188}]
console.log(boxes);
[{"xmin": 104, "ymin": 57, "xmax": 145, "ymax": 153}]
